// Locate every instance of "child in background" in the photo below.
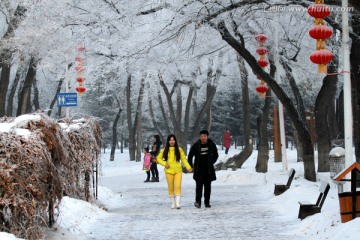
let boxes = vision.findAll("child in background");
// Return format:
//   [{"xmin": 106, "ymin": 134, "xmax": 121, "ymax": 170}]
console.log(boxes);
[{"xmin": 143, "ymin": 147, "xmax": 152, "ymax": 182}]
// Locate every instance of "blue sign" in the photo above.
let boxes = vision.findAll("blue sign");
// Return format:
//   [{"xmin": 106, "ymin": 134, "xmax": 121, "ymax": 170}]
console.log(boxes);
[{"xmin": 57, "ymin": 93, "xmax": 78, "ymax": 107}]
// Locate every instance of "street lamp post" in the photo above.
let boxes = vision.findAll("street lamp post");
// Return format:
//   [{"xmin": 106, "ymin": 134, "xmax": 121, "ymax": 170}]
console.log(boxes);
[{"xmin": 342, "ymin": 0, "xmax": 354, "ymax": 191}]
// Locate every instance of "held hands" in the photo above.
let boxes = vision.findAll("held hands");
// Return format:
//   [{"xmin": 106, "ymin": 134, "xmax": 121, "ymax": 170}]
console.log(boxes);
[
  {"xmin": 165, "ymin": 164, "xmax": 170, "ymax": 169},
  {"xmin": 187, "ymin": 168, "xmax": 193, "ymax": 173}
]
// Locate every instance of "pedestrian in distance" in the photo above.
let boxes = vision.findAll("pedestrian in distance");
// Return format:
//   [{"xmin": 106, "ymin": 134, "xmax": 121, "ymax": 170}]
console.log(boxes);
[
  {"xmin": 223, "ymin": 129, "xmax": 232, "ymax": 155},
  {"xmin": 150, "ymin": 135, "xmax": 162, "ymax": 182},
  {"xmin": 142, "ymin": 147, "xmax": 152, "ymax": 182},
  {"xmin": 156, "ymin": 134, "xmax": 193, "ymax": 209},
  {"xmin": 188, "ymin": 130, "xmax": 219, "ymax": 208}
]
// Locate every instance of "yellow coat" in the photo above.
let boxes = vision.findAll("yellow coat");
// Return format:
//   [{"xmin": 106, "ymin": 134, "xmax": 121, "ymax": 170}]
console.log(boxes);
[{"xmin": 156, "ymin": 146, "xmax": 192, "ymax": 174}]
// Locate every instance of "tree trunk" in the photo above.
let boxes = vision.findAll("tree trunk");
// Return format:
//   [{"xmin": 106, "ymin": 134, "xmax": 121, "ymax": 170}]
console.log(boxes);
[
  {"xmin": 33, "ymin": 77, "xmax": 40, "ymax": 111},
  {"xmin": 218, "ymin": 55, "xmax": 252, "ymax": 170},
  {"xmin": 315, "ymin": 61, "xmax": 339, "ymax": 172},
  {"xmin": 0, "ymin": 5, "xmax": 27, "ymax": 116},
  {"xmin": 135, "ymin": 77, "xmax": 145, "ymax": 162},
  {"xmin": 7, "ymin": 61, "xmax": 28, "ymax": 116},
  {"xmin": 0, "ymin": 61, "xmax": 11, "ymax": 117},
  {"xmin": 255, "ymin": 60, "xmax": 275, "ymax": 173},
  {"xmin": 110, "ymin": 104, "xmax": 122, "ymax": 161},
  {"xmin": 216, "ymin": 21, "xmax": 316, "ymax": 181},
  {"xmin": 256, "ymin": 90, "xmax": 272, "ymax": 172},
  {"xmin": 191, "ymin": 52, "xmax": 223, "ymax": 140},
  {"xmin": 126, "ymin": 74, "xmax": 136, "ymax": 161},
  {"xmin": 17, "ymin": 57, "xmax": 36, "ymax": 116}
]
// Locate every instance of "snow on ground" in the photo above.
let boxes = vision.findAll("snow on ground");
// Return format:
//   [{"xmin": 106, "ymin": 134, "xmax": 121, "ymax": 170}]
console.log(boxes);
[{"xmin": 1, "ymin": 146, "xmax": 360, "ymax": 239}]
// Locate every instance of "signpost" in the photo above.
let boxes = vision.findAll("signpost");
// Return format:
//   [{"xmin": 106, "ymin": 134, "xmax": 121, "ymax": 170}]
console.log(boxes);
[{"xmin": 57, "ymin": 93, "xmax": 78, "ymax": 107}]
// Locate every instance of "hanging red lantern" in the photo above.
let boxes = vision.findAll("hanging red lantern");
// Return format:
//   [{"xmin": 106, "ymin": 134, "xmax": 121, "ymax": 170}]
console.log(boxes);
[
  {"xmin": 75, "ymin": 45, "xmax": 87, "ymax": 96},
  {"xmin": 309, "ymin": 25, "xmax": 333, "ymax": 40},
  {"xmin": 75, "ymin": 65, "xmax": 84, "ymax": 71},
  {"xmin": 256, "ymin": 84, "xmax": 269, "ymax": 98},
  {"xmin": 309, "ymin": 25, "xmax": 333, "ymax": 50},
  {"xmin": 308, "ymin": 4, "xmax": 331, "ymax": 19},
  {"xmin": 257, "ymin": 59, "xmax": 269, "ymax": 68},
  {"xmin": 307, "ymin": 0, "xmax": 333, "ymax": 74},
  {"xmin": 76, "ymin": 77, "xmax": 85, "ymax": 83},
  {"xmin": 75, "ymin": 56, "xmax": 84, "ymax": 62},
  {"xmin": 310, "ymin": 49, "xmax": 334, "ymax": 73},
  {"xmin": 256, "ymin": 47, "xmax": 269, "ymax": 56},
  {"xmin": 255, "ymin": 34, "xmax": 268, "ymax": 44},
  {"xmin": 254, "ymin": 33, "xmax": 270, "ymax": 89},
  {"xmin": 76, "ymin": 85, "xmax": 86, "ymax": 96}
]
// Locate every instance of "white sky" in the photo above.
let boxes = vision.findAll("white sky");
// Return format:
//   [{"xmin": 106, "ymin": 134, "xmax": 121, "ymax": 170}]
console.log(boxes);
[{"xmin": 1, "ymin": 115, "xmax": 360, "ymax": 239}]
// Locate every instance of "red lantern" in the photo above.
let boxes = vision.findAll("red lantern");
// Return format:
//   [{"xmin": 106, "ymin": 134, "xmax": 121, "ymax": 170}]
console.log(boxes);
[
  {"xmin": 256, "ymin": 84, "xmax": 269, "ymax": 98},
  {"xmin": 310, "ymin": 49, "xmax": 333, "ymax": 64},
  {"xmin": 76, "ymin": 86, "xmax": 86, "ymax": 96},
  {"xmin": 309, "ymin": 25, "xmax": 333, "ymax": 40},
  {"xmin": 76, "ymin": 77, "xmax": 85, "ymax": 83},
  {"xmin": 307, "ymin": 1, "xmax": 333, "ymax": 73},
  {"xmin": 258, "ymin": 59, "xmax": 269, "ymax": 68},
  {"xmin": 309, "ymin": 25, "xmax": 333, "ymax": 50},
  {"xmin": 310, "ymin": 49, "xmax": 334, "ymax": 73},
  {"xmin": 308, "ymin": 4, "xmax": 331, "ymax": 19},
  {"xmin": 255, "ymin": 34, "xmax": 268, "ymax": 43},
  {"xmin": 75, "ymin": 56, "xmax": 84, "ymax": 62},
  {"xmin": 256, "ymin": 47, "xmax": 269, "ymax": 55},
  {"xmin": 75, "ymin": 65, "xmax": 84, "ymax": 71}
]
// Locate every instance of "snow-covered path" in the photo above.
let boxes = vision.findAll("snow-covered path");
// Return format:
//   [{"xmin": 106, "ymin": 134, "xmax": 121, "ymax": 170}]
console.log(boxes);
[{"xmin": 81, "ymin": 172, "xmax": 301, "ymax": 240}]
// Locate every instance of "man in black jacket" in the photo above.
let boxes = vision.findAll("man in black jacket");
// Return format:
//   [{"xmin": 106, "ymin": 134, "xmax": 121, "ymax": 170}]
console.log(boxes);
[{"xmin": 188, "ymin": 130, "xmax": 219, "ymax": 208}]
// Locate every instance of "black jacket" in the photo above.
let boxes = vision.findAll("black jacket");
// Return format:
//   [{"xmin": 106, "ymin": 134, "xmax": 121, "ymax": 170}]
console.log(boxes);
[
  {"xmin": 188, "ymin": 139, "xmax": 219, "ymax": 181},
  {"xmin": 150, "ymin": 140, "xmax": 162, "ymax": 157}
]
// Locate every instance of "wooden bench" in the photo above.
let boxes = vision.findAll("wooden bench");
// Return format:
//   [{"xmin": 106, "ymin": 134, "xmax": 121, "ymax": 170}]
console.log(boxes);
[
  {"xmin": 298, "ymin": 182, "xmax": 330, "ymax": 220},
  {"xmin": 274, "ymin": 168, "xmax": 296, "ymax": 196}
]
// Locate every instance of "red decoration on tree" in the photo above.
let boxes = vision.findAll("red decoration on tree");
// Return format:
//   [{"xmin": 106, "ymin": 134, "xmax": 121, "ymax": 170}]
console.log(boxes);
[
  {"xmin": 256, "ymin": 84, "xmax": 269, "ymax": 98},
  {"xmin": 307, "ymin": 4, "xmax": 331, "ymax": 19},
  {"xmin": 76, "ymin": 86, "xmax": 86, "ymax": 95},
  {"xmin": 309, "ymin": 25, "xmax": 333, "ymax": 40},
  {"xmin": 255, "ymin": 34, "xmax": 268, "ymax": 43},
  {"xmin": 257, "ymin": 59, "xmax": 269, "ymax": 68},
  {"xmin": 256, "ymin": 46, "xmax": 269, "ymax": 55},
  {"xmin": 310, "ymin": 49, "xmax": 334, "ymax": 64},
  {"xmin": 76, "ymin": 77, "xmax": 85, "ymax": 83},
  {"xmin": 307, "ymin": 0, "xmax": 333, "ymax": 73},
  {"xmin": 75, "ymin": 45, "xmax": 87, "ymax": 96},
  {"xmin": 254, "ymin": 33, "xmax": 270, "ymax": 98}
]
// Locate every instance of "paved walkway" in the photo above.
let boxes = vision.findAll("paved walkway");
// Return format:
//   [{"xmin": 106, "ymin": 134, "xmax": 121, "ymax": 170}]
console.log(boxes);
[{"xmin": 79, "ymin": 174, "xmax": 301, "ymax": 240}]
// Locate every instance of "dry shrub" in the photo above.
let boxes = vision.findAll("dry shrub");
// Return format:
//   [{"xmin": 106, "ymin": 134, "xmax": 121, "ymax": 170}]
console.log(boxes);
[{"xmin": 0, "ymin": 113, "xmax": 102, "ymax": 239}]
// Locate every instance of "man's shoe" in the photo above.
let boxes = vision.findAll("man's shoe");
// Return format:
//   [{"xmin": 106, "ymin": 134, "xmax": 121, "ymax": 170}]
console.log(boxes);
[
  {"xmin": 205, "ymin": 203, "xmax": 211, "ymax": 208},
  {"xmin": 194, "ymin": 202, "xmax": 201, "ymax": 208}
]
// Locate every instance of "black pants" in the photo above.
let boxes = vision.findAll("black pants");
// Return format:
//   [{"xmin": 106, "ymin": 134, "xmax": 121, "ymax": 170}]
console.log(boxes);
[
  {"xmin": 145, "ymin": 171, "xmax": 150, "ymax": 181},
  {"xmin": 150, "ymin": 162, "xmax": 159, "ymax": 178},
  {"xmin": 225, "ymin": 148, "xmax": 229, "ymax": 154},
  {"xmin": 195, "ymin": 174, "xmax": 212, "ymax": 204}
]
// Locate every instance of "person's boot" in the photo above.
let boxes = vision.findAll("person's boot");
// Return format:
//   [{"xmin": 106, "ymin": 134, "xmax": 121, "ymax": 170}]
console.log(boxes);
[
  {"xmin": 170, "ymin": 196, "xmax": 176, "ymax": 209},
  {"xmin": 175, "ymin": 195, "xmax": 181, "ymax": 209},
  {"xmin": 150, "ymin": 177, "xmax": 155, "ymax": 182},
  {"xmin": 144, "ymin": 178, "xmax": 150, "ymax": 182},
  {"xmin": 155, "ymin": 177, "xmax": 159, "ymax": 182}
]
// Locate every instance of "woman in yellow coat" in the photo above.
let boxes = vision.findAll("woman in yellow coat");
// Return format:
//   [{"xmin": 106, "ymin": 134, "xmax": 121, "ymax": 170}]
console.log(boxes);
[{"xmin": 156, "ymin": 134, "xmax": 192, "ymax": 209}]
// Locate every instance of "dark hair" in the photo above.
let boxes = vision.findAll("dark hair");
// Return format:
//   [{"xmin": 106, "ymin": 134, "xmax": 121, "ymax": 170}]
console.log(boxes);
[
  {"xmin": 162, "ymin": 134, "xmax": 181, "ymax": 161},
  {"xmin": 144, "ymin": 147, "xmax": 149, "ymax": 152},
  {"xmin": 154, "ymin": 135, "xmax": 161, "ymax": 142},
  {"xmin": 199, "ymin": 130, "xmax": 209, "ymax": 136}
]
